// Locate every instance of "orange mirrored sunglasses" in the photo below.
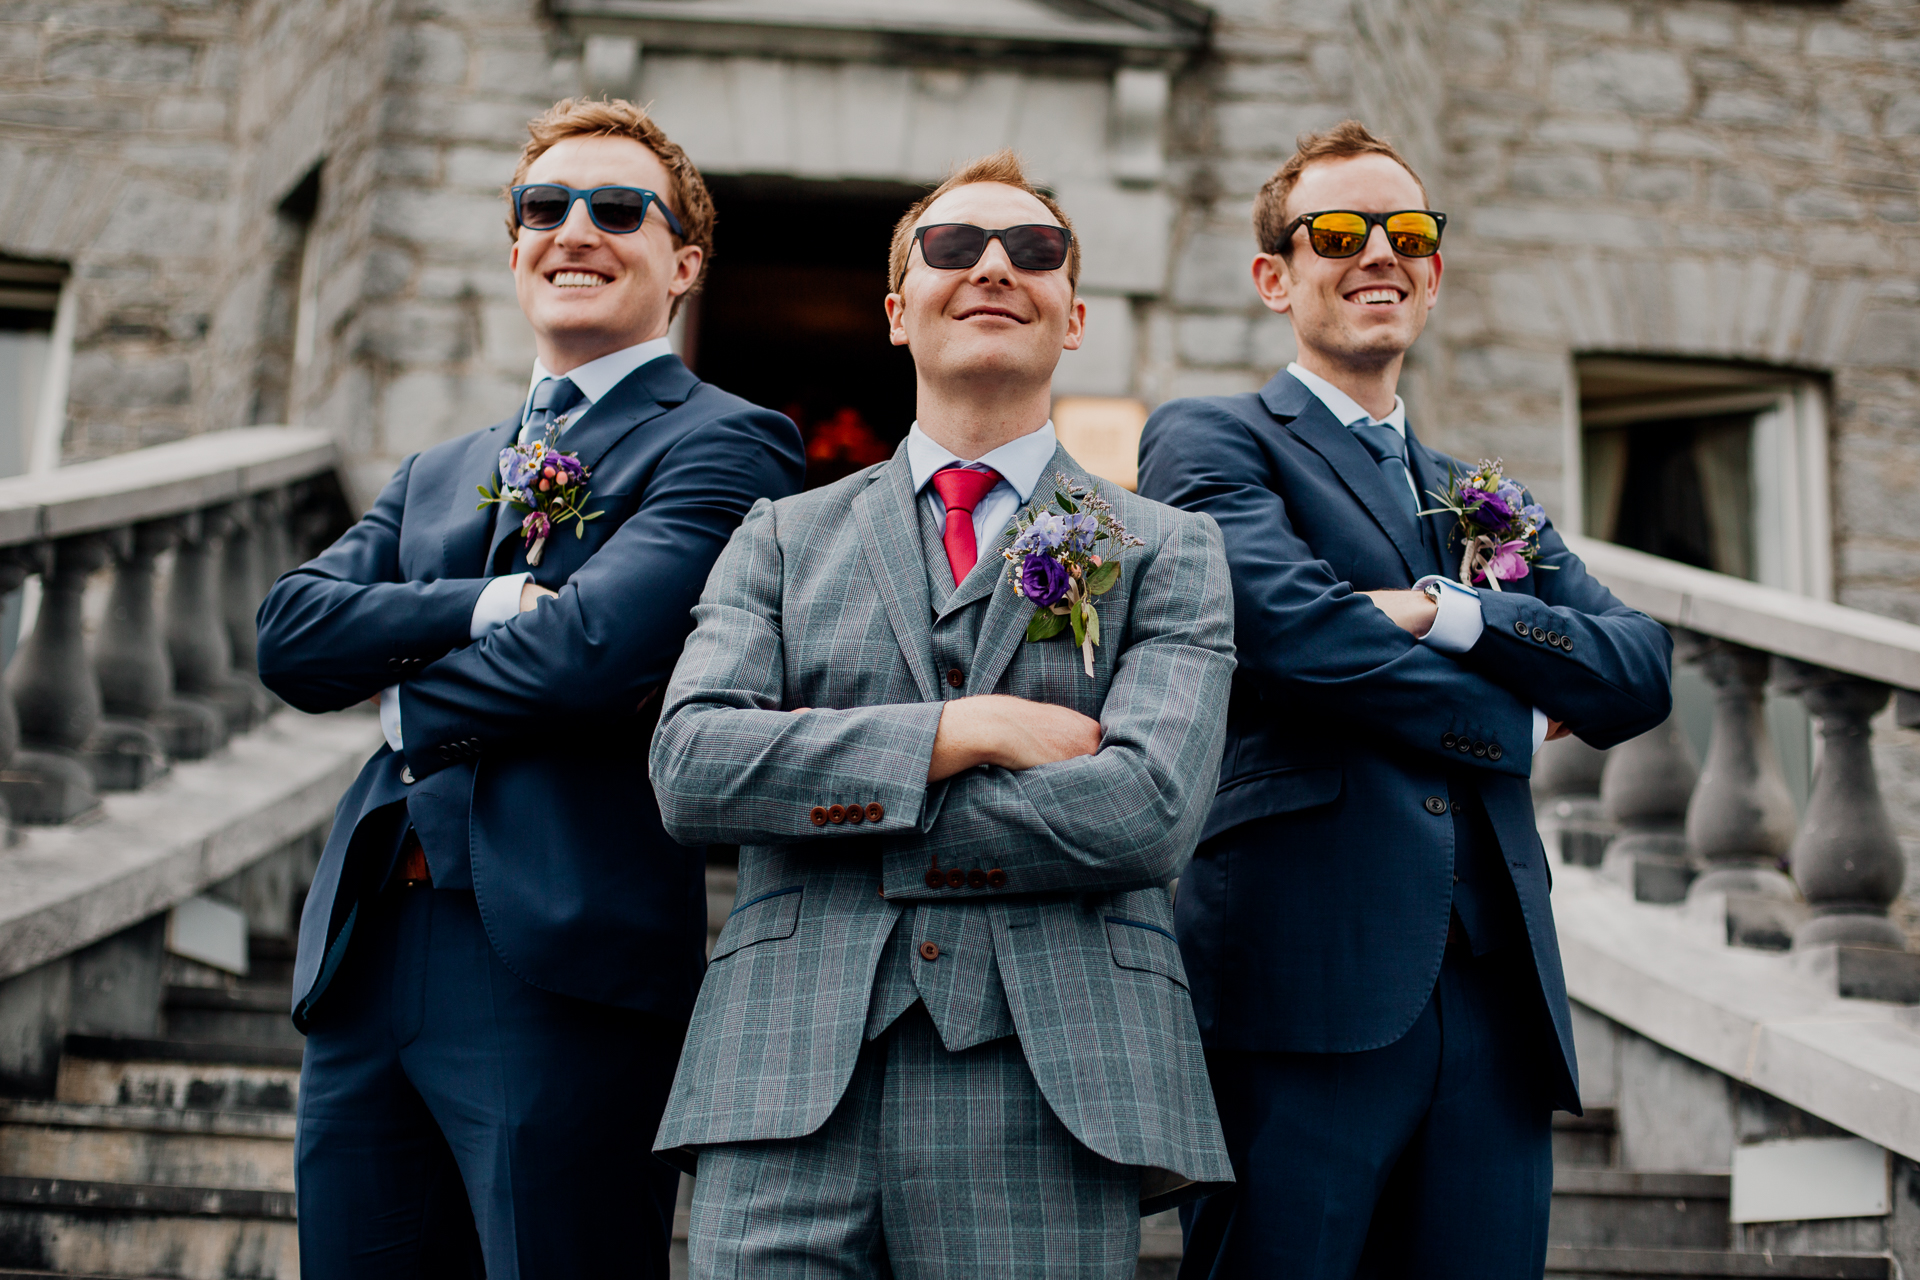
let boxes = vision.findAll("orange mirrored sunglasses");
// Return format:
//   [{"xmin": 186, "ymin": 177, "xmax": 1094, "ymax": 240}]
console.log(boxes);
[{"xmin": 1276, "ymin": 210, "xmax": 1446, "ymax": 259}]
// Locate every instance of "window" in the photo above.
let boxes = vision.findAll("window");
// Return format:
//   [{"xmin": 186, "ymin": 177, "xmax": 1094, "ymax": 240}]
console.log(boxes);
[
  {"xmin": 0, "ymin": 255, "xmax": 72, "ymax": 478},
  {"xmin": 251, "ymin": 165, "xmax": 323, "ymax": 425}
]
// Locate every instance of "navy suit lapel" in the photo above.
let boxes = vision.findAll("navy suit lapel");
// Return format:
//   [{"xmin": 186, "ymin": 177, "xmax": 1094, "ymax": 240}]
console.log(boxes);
[
  {"xmin": 447, "ymin": 418, "xmax": 517, "ymax": 577},
  {"xmin": 852, "ymin": 445, "xmax": 940, "ymax": 702},
  {"xmin": 1259, "ymin": 371, "xmax": 1426, "ymax": 581},
  {"xmin": 1407, "ymin": 430, "xmax": 1462, "ymax": 582},
  {"xmin": 483, "ymin": 355, "xmax": 698, "ymax": 574}
]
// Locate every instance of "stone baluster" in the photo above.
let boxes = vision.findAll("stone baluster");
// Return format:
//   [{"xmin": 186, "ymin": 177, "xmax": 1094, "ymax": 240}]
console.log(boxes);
[
  {"xmin": 0, "ymin": 555, "xmax": 30, "ymax": 837},
  {"xmin": 168, "ymin": 506, "xmax": 266, "ymax": 735},
  {"xmin": 222, "ymin": 498, "xmax": 265, "ymax": 682},
  {"xmin": 96, "ymin": 519, "xmax": 224, "ymax": 760},
  {"xmin": 253, "ymin": 488, "xmax": 293, "ymax": 600},
  {"xmin": 1599, "ymin": 710, "xmax": 1700, "ymax": 903},
  {"xmin": 1532, "ymin": 735, "xmax": 1612, "ymax": 866},
  {"xmin": 3, "ymin": 537, "xmax": 107, "ymax": 821},
  {"xmin": 1773, "ymin": 661, "xmax": 1908, "ymax": 952},
  {"xmin": 1681, "ymin": 634, "xmax": 1798, "ymax": 895}
]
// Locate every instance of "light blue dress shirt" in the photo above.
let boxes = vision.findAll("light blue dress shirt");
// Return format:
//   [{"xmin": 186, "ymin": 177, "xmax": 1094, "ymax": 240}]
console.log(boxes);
[{"xmin": 905, "ymin": 420, "xmax": 1058, "ymax": 563}]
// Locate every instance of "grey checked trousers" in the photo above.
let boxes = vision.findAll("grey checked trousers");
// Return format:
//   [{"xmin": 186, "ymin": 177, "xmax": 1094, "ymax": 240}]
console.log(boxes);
[{"xmin": 687, "ymin": 1004, "xmax": 1141, "ymax": 1279}]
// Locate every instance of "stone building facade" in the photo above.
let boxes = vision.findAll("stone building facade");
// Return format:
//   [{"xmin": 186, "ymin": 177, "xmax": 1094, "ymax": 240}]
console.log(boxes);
[{"xmin": 2, "ymin": 0, "xmax": 1919, "ymax": 865}]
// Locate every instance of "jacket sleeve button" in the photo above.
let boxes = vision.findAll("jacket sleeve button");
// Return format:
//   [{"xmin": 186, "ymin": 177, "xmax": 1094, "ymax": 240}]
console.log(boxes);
[
  {"xmin": 945, "ymin": 868, "xmax": 966, "ymax": 889},
  {"xmin": 1456, "ymin": 738, "xmax": 1473, "ymax": 754},
  {"xmin": 1546, "ymin": 631, "xmax": 1561, "ymax": 646},
  {"xmin": 966, "ymin": 869, "xmax": 987, "ymax": 889},
  {"xmin": 1561, "ymin": 635, "xmax": 1574, "ymax": 652},
  {"xmin": 1531, "ymin": 626, "xmax": 1548, "ymax": 642},
  {"xmin": 810, "ymin": 806, "xmax": 829, "ymax": 826},
  {"xmin": 866, "ymin": 802, "xmax": 885, "ymax": 823},
  {"xmin": 828, "ymin": 804, "xmax": 846, "ymax": 824},
  {"xmin": 986, "ymin": 868, "xmax": 1007, "ymax": 889},
  {"xmin": 925, "ymin": 868, "xmax": 945, "ymax": 889},
  {"xmin": 1442, "ymin": 732, "xmax": 1457, "ymax": 749},
  {"xmin": 1514, "ymin": 620, "xmax": 1530, "ymax": 637},
  {"xmin": 1472, "ymin": 741, "xmax": 1488, "ymax": 758},
  {"xmin": 1424, "ymin": 795, "xmax": 1449, "ymax": 815},
  {"xmin": 1488, "ymin": 743, "xmax": 1503, "ymax": 761},
  {"xmin": 844, "ymin": 802, "xmax": 864, "ymax": 824}
]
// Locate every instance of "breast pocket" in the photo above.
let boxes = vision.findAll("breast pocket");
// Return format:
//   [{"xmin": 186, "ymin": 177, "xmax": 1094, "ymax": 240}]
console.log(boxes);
[
  {"xmin": 711, "ymin": 886, "xmax": 802, "ymax": 960},
  {"xmin": 1105, "ymin": 915, "xmax": 1189, "ymax": 989}
]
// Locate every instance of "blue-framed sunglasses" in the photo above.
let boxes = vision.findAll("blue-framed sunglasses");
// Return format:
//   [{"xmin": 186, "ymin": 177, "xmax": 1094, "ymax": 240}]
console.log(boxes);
[{"xmin": 510, "ymin": 184, "xmax": 684, "ymax": 237}]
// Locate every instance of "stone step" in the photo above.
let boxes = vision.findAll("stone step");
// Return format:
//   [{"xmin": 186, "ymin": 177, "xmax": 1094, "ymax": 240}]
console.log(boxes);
[
  {"xmin": 1551, "ymin": 1170, "xmax": 1732, "ymax": 1251},
  {"xmin": 160, "ymin": 987, "xmax": 303, "ymax": 1054},
  {"xmin": 0, "ymin": 1100, "xmax": 293, "ymax": 1192},
  {"xmin": 0, "ymin": 1176, "xmax": 295, "ymax": 1279},
  {"xmin": 1555, "ymin": 1106, "xmax": 1619, "ymax": 1166},
  {"xmin": 57, "ymin": 1036, "xmax": 300, "ymax": 1115},
  {"xmin": 1545, "ymin": 1245, "xmax": 1890, "ymax": 1278}
]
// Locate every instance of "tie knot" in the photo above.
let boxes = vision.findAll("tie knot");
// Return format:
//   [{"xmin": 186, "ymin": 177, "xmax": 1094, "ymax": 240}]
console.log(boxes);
[
  {"xmin": 530, "ymin": 377, "xmax": 585, "ymax": 418},
  {"xmin": 930, "ymin": 466, "xmax": 1003, "ymax": 515},
  {"xmin": 1348, "ymin": 420, "xmax": 1407, "ymax": 466}
]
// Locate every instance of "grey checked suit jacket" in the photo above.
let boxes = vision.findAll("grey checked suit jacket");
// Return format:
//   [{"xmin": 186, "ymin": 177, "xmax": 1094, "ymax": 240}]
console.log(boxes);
[{"xmin": 650, "ymin": 439, "xmax": 1237, "ymax": 1199}]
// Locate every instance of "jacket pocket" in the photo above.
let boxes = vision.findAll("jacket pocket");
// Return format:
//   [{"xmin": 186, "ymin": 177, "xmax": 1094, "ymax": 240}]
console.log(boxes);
[
  {"xmin": 1106, "ymin": 916, "xmax": 1189, "ymax": 989},
  {"xmin": 1201, "ymin": 766, "xmax": 1343, "ymax": 842},
  {"xmin": 711, "ymin": 886, "xmax": 802, "ymax": 960}
]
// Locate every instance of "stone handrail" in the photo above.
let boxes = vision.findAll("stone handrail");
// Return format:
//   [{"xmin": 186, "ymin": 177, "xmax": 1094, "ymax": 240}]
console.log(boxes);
[{"xmin": 0, "ymin": 426, "xmax": 349, "ymax": 829}]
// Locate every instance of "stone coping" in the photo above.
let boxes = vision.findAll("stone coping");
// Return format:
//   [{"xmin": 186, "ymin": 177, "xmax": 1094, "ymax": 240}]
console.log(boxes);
[
  {"xmin": 0, "ymin": 427, "xmax": 337, "ymax": 547},
  {"xmin": 0, "ymin": 709, "xmax": 382, "ymax": 985},
  {"xmin": 1553, "ymin": 864, "xmax": 1920, "ymax": 1163},
  {"xmin": 553, "ymin": 0, "xmax": 1209, "ymax": 51},
  {"xmin": 1565, "ymin": 534, "xmax": 1920, "ymax": 693}
]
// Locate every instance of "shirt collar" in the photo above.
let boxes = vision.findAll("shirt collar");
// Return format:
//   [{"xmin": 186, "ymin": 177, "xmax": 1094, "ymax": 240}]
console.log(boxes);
[
  {"xmin": 527, "ymin": 335, "xmax": 677, "ymax": 418},
  {"xmin": 906, "ymin": 421, "xmax": 1057, "ymax": 504},
  {"xmin": 1288, "ymin": 361, "xmax": 1407, "ymax": 439}
]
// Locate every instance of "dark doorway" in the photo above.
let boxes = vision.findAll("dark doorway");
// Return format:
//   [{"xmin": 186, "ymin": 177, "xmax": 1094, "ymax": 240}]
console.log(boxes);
[{"xmin": 694, "ymin": 175, "xmax": 924, "ymax": 488}]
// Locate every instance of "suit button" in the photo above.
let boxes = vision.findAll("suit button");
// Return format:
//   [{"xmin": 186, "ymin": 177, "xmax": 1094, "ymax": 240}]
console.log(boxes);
[
  {"xmin": 947, "ymin": 667, "xmax": 964, "ymax": 688},
  {"xmin": 1425, "ymin": 795, "xmax": 1448, "ymax": 815},
  {"xmin": 845, "ymin": 802, "xmax": 864, "ymax": 825},
  {"xmin": 810, "ymin": 806, "xmax": 829, "ymax": 826},
  {"xmin": 918, "ymin": 941, "xmax": 941, "ymax": 962},
  {"xmin": 967, "ymin": 869, "xmax": 987, "ymax": 889},
  {"xmin": 1546, "ymin": 631, "xmax": 1561, "ymax": 646},
  {"xmin": 946, "ymin": 868, "xmax": 966, "ymax": 889},
  {"xmin": 828, "ymin": 804, "xmax": 846, "ymax": 824},
  {"xmin": 1532, "ymin": 626, "xmax": 1548, "ymax": 642},
  {"xmin": 986, "ymin": 868, "xmax": 1007, "ymax": 889},
  {"xmin": 1514, "ymin": 620, "xmax": 1530, "ymax": 637},
  {"xmin": 1442, "ymin": 732, "xmax": 1457, "ymax": 749},
  {"xmin": 401, "ymin": 767, "xmax": 415, "ymax": 785},
  {"xmin": 1451, "ymin": 799, "xmax": 1462, "ymax": 813},
  {"xmin": 925, "ymin": 868, "xmax": 945, "ymax": 889},
  {"xmin": 1456, "ymin": 739, "xmax": 1473, "ymax": 754},
  {"xmin": 1560, "ymin": 635, "xmax": 1574, "ymax": 652},
  {"xmin": 866, "ymin": 802, "xmax": 885, "ymax": 823},
  {"xmin": 1472, "ymin": 741, "xmax": 1488, "ymax": 757},
  {"xmin": 1488, "ymin": 743, "xmax": 1503, "ymax": 761}
]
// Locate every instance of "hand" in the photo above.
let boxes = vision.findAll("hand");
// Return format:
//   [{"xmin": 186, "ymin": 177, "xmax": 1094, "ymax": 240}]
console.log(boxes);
[
  {"xmin": 1546, "ymin": 718, "xmax": 1570, "ymax": 742},
  {"xmin": 1361, "ymin": 588, "xmax": 1438, "ymax": 638},
  {"xmin": 519, "ymin": 581, "xmax": 559, "ymax": 611},
  {"xmin": 928, "ymin": 695, "xmax": 1102, "ymax": 782}
]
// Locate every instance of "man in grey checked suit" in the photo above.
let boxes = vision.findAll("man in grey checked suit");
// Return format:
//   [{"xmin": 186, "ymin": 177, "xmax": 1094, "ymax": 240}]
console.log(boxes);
[{"xmin": 649, "ymin": 151, "xmax": 1237, "ymax": 1278}]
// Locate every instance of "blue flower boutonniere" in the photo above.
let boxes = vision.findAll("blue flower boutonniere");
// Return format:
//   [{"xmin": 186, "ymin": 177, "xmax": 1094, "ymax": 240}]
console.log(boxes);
[
  {"xmin": 476, "ymin": 435, "xmax": 603, "ymax": 566},
  {"xmin": 1420, "ymin": 458, "xmax": 1554, "ymax": 591},
  {"xmin": 1002, "ymin": 472, "xmax": 1144, "ymax": 678}
]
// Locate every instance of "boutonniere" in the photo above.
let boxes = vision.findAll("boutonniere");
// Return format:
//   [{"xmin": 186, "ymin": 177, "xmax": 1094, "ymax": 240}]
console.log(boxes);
[
  {"xmin": 476, "ymin": 434, "xmax": 603, "ymax": 566},
  {"xmin": 1420, "ymin": 458, "xmax": 1555, "ymax": 591},
  {"xmin": 1002, "ymin": 472, "xmax": 1144, "ymax": 678}
]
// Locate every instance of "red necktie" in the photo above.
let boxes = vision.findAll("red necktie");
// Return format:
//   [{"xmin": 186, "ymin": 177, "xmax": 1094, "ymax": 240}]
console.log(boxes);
[{"xmin": 929, "ymin": 466, "xmax": 1004, "ymax": 586}]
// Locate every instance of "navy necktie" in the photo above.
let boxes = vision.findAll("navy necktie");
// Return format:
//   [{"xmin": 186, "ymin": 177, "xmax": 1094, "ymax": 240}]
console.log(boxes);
[
  {"xmin": 1348, "ymin": 420, "xmax": 1421, "ymax": 524},
  {"xmin": 521, "ymin": 377, "xmax": 585, "ymax": 445}
]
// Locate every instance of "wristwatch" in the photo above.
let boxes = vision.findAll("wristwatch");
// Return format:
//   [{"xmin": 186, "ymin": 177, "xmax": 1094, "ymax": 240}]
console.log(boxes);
[{"xmin": 1422, "ymin": 580, "xmax": 1445, "ymax": 606}]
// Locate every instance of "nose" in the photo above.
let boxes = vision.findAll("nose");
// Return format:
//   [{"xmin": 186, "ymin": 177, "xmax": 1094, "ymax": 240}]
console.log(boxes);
[
  {"xmin": 554, "ymin": 195, "xmax": 601, "ymax": 247},
  {"xmin": 970, "ymin": 235, "xmax": 1017, "ymax": 284},
  {"xmin": 1355, "ymin": 222, "xmax": 1398, "ymax": 268}
]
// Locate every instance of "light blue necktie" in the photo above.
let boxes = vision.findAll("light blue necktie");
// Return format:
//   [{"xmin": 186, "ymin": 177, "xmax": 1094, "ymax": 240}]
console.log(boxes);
[
  {"xmin": 1348, "ymin": 420, "xmax": 1420, "ymax": 523},
  {"xmin": 520, "ymin": 377, "xmax": 585, "ymax": 446}
]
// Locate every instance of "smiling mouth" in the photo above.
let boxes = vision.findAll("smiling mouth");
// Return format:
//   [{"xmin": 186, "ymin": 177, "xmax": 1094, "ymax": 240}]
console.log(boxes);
[
  {"xmin": 1347, "ymin": 286, "xmax": 1406, "ymax": 306},
  {"xmin": 549, "ymin": 270, "xmax": 611, "ymax": 288},
  {"xmin": 955, "ymin": 306, "xmax": 1025, "ymax": 323}
]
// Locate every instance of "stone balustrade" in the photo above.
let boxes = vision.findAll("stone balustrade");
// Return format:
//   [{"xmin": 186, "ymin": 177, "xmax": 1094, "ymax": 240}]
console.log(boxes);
[
  {"xmin": 1542, "ymin": 536, "xmax": 1920, "ymax": 997},
  {"xmin": 0, "ymin": 428, "xmax": 347, "ymax": 828}
]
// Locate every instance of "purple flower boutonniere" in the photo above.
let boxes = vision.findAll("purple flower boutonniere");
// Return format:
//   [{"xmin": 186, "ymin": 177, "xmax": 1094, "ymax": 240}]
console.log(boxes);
[
  {"xmin": 1002, "ymin": 472, "xmax": 1144, "ymax": 678},
  {"xmin": 476, "ymin": 435, "xmax": 603, "ymax": 565},
  {"xmin": 1420, "ymin": 458, "xmax": 1554, "ymax": 591}
]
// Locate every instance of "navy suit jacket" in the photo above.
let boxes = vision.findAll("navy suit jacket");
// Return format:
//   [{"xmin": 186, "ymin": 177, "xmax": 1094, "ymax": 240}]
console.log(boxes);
[
  {"xmin": 258, "ymin": 356, "xmax": 805, "ymax": 1029},
  {"xmin": 1137, "ymin": 371, "xmax": 1671, "ymax": 1112}
]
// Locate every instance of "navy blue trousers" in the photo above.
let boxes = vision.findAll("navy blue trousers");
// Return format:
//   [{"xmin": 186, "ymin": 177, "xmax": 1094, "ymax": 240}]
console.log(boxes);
[
  {"xmin": 1179, "ymin": 941, "xmax": 1555, "ymax": 1280},
  {"xmin": 295, "ymin": 885, "xmax": 684, "ymax": 1280}
]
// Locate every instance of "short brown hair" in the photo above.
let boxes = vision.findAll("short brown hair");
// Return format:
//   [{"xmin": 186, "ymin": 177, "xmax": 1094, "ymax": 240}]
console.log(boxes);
[
  {"xmin": 505, "ymin": 98, "xmax": 716, "ymax": 313},
  {"xmin": 1252, "ymin": 120, "xmax": 1429, "ymax": 257},
  {"xmin": 887, "ymin": 150, "xmax": 1080, "ymax": 294}
]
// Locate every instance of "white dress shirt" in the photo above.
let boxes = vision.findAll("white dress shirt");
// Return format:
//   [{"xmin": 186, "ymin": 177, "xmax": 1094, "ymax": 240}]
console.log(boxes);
[
  {"xmin": 906, "ymin": 420, "xmax": 1058, "ymax": 564},
  {"xmin": 1287, "ymin": 363, "xmax": 1549, "ymax": 755},
  {"xmin": 378, "ymin": 336, "xmax": 678, "ymax": 753}
]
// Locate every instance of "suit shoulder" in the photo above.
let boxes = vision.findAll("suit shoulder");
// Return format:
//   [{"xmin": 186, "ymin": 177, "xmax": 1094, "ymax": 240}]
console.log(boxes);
[
  {"xmin": 1144, "ymin": 391, "xmax": 1272, "ymax": 433},
  {"xmin": 767, "ymin": 458, "xmax": 885, "ymax": 522}
]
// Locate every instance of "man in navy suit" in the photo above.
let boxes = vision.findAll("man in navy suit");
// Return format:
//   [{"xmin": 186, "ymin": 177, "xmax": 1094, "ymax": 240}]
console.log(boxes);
[
  {"xmin": 1137, "ymin": 120, "xmax": 1673, "ymax": 1279},
  {"xmin": 256, "ymin": 98, "xmax": 804, "ymax": 1279}
]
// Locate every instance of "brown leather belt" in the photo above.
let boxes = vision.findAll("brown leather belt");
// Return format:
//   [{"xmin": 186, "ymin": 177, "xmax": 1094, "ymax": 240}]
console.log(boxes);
[{"xmin": 397, "ymin": 831, "xmax": 431, "ymax": 888}]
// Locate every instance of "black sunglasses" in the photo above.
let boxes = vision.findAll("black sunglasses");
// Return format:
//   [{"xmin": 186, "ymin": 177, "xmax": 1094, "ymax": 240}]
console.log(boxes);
[
  {"xmin": 910, "ymin": 223, "xmax": 1073, "ymax": 276},
  {"xmin": 510, "ymin": 184, "xmax": 685, "ymax": 237},
  {"xmin": 1276, "ymin": 209, "xmax": 1447, "ymax": 258}
]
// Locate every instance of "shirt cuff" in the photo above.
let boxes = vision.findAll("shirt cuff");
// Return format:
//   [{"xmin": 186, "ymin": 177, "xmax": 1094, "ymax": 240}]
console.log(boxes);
[
  {"xmin": 471, "ymin": 573, "xmax": 530, "ymax": 640},
  {"xmin": 1413, "ymin": 575, "xmax": 1484, "ymax": 655},
  {"xmin": 379, "ymin": 684, "xmax": 403, "ymax": 752},
  {"xmin": 1532, "ymin": 707, "xmax": 1550, "ymax": 756}
]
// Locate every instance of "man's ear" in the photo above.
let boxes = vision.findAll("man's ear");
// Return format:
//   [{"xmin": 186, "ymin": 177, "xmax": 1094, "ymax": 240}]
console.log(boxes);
[
  {"xmin": 669, "ymin": 244, "xmax": 703, "ymax": 297},
  {"xmin": 1251, "ymin": 253, "xmax": 1292, "ymax": 315},
  {"xmin": 1424, "ymin": 251, "xmax": 1443, "ymax": 310},
  {"xmin": 884, "ymin": 292, "xmax": 909, "ymax": 348},
  {"xmin": 509, "ymin": 238, "xmax": 520, "ymax": 272},
  {"xmin": 1061, "ymin": 295, "xmax": 1088, "ymax": 352}
]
